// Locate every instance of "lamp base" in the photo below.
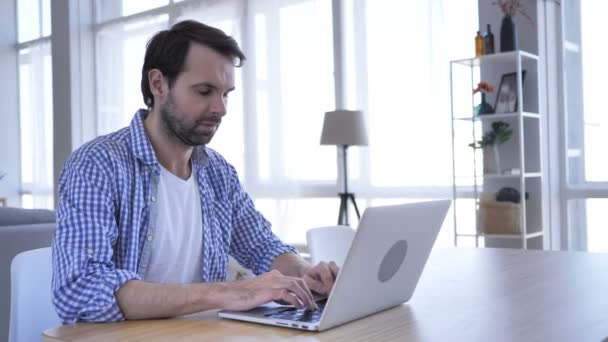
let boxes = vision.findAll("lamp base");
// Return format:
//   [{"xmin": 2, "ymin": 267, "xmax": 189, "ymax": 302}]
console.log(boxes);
[{"xmin": 337, "ymin": 192, "xmax": 361, "ymax": 226}]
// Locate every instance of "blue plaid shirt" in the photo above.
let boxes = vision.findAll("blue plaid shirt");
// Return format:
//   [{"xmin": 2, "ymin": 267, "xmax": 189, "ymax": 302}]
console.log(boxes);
[{"xmin": 52, "ymin": 109, "xmax": 296, "ymax": 323}]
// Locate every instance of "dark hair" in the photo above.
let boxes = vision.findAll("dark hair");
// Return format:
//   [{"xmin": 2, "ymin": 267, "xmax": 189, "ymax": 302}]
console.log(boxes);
[{"xmin": 141, "ymin": 20, "xmax": 246, "ymax": 108}]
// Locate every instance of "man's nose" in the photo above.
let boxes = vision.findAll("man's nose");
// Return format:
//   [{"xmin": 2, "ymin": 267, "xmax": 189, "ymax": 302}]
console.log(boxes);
[{"xmin": 212, "ymin": 94, "xmax": 227, "ymax": 116}]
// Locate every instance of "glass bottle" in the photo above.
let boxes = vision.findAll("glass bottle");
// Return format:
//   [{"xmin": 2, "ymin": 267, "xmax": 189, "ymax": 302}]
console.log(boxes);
[
  {"xmin": 475, "ymin": 31, "xmax": 483, "ymax": 57},
  {"xmin": 484, "ymin": 24, "xmax": 495, "ymax": 54}
]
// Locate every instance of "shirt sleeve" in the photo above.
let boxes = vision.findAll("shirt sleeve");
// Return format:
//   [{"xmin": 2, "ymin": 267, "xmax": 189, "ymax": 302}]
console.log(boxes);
[
  {"xmin": 226, "ymin": 165, "xmax": 297, "ymax": 275},
  {"xmin": 52, "ymin": 154, "xmax": 141, "ymax": 323}
]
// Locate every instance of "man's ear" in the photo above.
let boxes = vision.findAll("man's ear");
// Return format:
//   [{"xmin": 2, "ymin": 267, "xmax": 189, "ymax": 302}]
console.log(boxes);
[{"xmin": 148, "ymin": 68, "xmax": 168, "ymax": 100}]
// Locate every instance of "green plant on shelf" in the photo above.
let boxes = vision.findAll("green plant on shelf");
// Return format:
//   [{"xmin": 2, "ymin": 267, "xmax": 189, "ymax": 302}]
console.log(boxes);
[
  {"xmin": 469, "ymin": 121, "xmax": 512, "ymax": 174},
  {"xmin": 468, "ymin": 121, "xmax": 512, "ymax": 149}
]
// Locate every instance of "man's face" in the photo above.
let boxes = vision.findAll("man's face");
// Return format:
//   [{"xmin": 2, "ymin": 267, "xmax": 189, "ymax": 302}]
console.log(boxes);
[{"xmin": 158, "ymin": 43, "xmax": 236, "ymax": 146}]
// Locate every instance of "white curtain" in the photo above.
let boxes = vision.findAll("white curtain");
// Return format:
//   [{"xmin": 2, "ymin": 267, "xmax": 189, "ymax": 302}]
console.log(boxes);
[
  {"xmin": 234, "ymin": 0, "xmax": 338, "ymax": 242},
  {"xmin": 96, "ymin": 15, "xmax": 170, "ymax": 136},
  {"xmin": 18, "ymin": 42, "xmax": 54, "ymax": 209},
  {"xmin": 176, "ymin": 0, "xmax": 247, "ymax": 177},
  {"xmin": 346, "ymin": 0, "xmax": 478, "ymax": 189},
  {"xmin": 92, "ymin": 0, "xmax": 477, "ymax": 244},
  {"xmin": 342, "ymin": 0, "xmax": 478, "ymax": 247}
]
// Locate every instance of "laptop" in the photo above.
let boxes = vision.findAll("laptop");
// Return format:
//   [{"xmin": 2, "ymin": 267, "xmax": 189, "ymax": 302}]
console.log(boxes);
[{"xmin": 218, "ymin": 200, "xmax": 451, "ymax": 331}]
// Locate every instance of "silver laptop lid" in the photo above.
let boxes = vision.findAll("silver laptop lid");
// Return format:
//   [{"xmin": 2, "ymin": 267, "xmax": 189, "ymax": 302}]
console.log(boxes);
[{"xmin": 318, "ymin": 200, "xmax": 450, "ymax": 331}]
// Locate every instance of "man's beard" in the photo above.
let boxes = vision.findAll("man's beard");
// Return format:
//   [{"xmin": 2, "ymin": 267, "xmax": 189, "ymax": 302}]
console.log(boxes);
[{"xmin": 159, "ymin": 93, "xmax": 221, "ymax": 146}]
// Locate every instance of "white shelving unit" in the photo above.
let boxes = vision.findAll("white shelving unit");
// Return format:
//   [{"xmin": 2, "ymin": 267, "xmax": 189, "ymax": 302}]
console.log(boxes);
[{"xmin": 450, "ymin": 50, "xmax": 544, "ymax": 249}]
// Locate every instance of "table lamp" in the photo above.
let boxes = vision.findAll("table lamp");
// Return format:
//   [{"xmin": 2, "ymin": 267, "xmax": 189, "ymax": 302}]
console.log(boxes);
[{"xmin": 320, "ymin": 110, "xmax": 368, "ymax": 226}]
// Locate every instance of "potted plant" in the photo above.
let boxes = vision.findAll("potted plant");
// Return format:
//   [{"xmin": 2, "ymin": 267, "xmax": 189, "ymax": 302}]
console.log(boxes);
[{"xmin": 469, "ymin": 121, "xmax": 512, "ymax": 174}]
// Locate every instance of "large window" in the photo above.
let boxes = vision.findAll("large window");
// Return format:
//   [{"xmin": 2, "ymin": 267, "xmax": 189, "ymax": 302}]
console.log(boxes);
[
  {"xmin": 579, "ymin": 1, "xmax": 608, "ymax": 183},
  {"xmin": 92, "ymin": 0, "xmax": 477, "ymax": 244},
  {"xmin": 562, "ymin": 0, "xmax": 608, "ymax": 252},
  {"xmin": 14, "ymin": 0, "xmax": 606, "ymax": 252},
  {"xmin": 17, "ymin": 0, "xmax": 54, "ymax": 209}
]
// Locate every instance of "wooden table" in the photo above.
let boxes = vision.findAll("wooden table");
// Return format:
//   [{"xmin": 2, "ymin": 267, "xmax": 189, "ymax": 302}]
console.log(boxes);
[{"xmin": 43, "ymin": 248, "xmax": 608, "ymax": 341}]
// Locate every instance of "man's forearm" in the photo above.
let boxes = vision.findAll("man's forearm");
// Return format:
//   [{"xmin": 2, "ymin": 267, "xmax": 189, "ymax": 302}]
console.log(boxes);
[
  {"xmin": 115, "ymin": 280, "xmax": 230, "ymax": 319},
  {"xmin": 270, "ymin": 252, "xmax": 311, "ymax": 278}
]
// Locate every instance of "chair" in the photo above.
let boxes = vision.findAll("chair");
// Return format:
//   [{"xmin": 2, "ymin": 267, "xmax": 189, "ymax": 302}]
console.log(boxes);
[
  {"xmin": 0, "ymin": 207, "xmax": 55, "ymax": 341},
  {"xmin": 306, "ymin": 225, "xmax": 355, "ymax": 267},
  {"xmin": 9, "ymin": 247, "xmax": 60, "ymax": 342}
]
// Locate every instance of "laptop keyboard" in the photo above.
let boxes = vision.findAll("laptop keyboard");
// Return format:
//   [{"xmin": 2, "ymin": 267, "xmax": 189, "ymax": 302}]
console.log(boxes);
[{"xmin": 265, "ymin": 300, "xmax": 327, "ymax": 323}]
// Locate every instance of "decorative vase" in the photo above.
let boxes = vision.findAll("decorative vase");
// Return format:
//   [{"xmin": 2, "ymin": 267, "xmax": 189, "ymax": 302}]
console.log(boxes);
[
  {"xmin": 483, "ymin": 145, "xmax": 501, "ymax": 175},
  {"xmin": 500, "ymin": 15, "xmax": 518, "ymax": 52},
  {"xmin": 476, "ymin": 93, "xmax": 494, "ymax": 115}
]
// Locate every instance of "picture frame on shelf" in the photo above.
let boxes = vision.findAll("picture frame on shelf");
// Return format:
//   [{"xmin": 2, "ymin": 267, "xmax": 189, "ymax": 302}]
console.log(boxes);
[{"xmin": 494, "ymin": 70, "xmax": 526, "ymax": 113}]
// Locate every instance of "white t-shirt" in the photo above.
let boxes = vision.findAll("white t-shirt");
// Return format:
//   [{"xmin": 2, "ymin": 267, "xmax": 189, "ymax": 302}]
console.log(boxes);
[{"xmin": 144, "ymin": 163, "xmax": 203, "ymax": 284}]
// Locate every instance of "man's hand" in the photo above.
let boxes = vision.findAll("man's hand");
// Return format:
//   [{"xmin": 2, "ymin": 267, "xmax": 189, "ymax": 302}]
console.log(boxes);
[
  {"xmin": 302, "ymin": 261, "xmax": 339, "ymax": 296},
  {"xmin": 220, "ymin": 270, "xmax": 318, "ymax": 311}
]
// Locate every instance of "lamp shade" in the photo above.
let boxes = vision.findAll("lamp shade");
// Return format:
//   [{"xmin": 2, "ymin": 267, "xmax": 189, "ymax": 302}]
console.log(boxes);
[{"xmin": 320, "ymin": 110, "xmax": 368, "ymax": 146}]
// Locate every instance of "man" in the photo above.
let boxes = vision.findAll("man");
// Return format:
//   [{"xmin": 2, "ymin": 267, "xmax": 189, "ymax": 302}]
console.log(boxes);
[{"xmin": 52, "ymin": 20, "xmax": 338, "ymax": 323}]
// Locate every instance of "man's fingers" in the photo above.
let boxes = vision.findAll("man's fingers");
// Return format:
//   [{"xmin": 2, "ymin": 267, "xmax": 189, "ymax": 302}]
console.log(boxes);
[
  {"xmin": 316, "ymin": 264, "xmax": 334, "ymax": 293},
  {"xmin": 306, "ymin": 262, "xmax": 339, "ymax": 295},
  {"xmin": 276, "ymin": 276, "xmax": 316, "ymax": 310},
  {"xmin": 254, "ymin": 269, "xmax": 329, "ymax": 310},
  {"xmin": 305, "ymin": 276, "xmax": 325, "ymax": 294},
  {"xmin": 328, "ymin": 261, "xmax": 339, "ymax": 278},
  {"xmin": 277, "ymin": 289, "xmax": 302, "ymax": 309},
  {"xmin": 297, "ymin": 278, "xmax": 318, "ymax": 309},
  {"xmin": 289, "ymin": 278, "xmax": 316, "ymax": 310}
]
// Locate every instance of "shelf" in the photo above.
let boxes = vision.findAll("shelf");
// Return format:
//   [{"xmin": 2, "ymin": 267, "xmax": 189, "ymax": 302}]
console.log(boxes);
[
  {"xmin": 451, "ymin": 50, "xmax": 539, "ymax": 67},
  {"xmin": 454, "ymin": 172, "xmax": 542, "ymax": 180},
  {"xmin": 455, "ymin": 231, "xmax": 543, "ymax": 239},
  {"xmin": 450, "ymin": 50, "xmax": 544, "ymax": 250},
  {"xmin": 482, "ymin": 231, "xmax": 543, "ymax": 239},
  {"xmin": 480, "ymin": 172, "xmax": 541, "ymax": 179},
  {"xmin": 456, "ymin": 233, "xmax": 478, "ymax": 237},
  {"xmin": 453, "ymin": 112, "xmax": 540, "ymax": 121}
]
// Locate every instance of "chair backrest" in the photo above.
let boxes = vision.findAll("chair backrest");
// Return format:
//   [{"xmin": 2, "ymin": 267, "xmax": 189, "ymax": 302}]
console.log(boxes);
[
  {"xmin": 306, "ymin": 225, "xmax": 355, "ymax": 267},
  {"xmin": 0, "ymin": 222, "xmax": 55, "ymax": 341},
  {"xmin": 9, "ymin": 247, "xmax": 60, "ymax": 342}
]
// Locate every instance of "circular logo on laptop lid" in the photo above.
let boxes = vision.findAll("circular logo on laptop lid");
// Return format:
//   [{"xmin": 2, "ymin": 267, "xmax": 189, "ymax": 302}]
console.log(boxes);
[{"xmin": 378, "ymin": 240, "xmax": 408, "ymax": 282}]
